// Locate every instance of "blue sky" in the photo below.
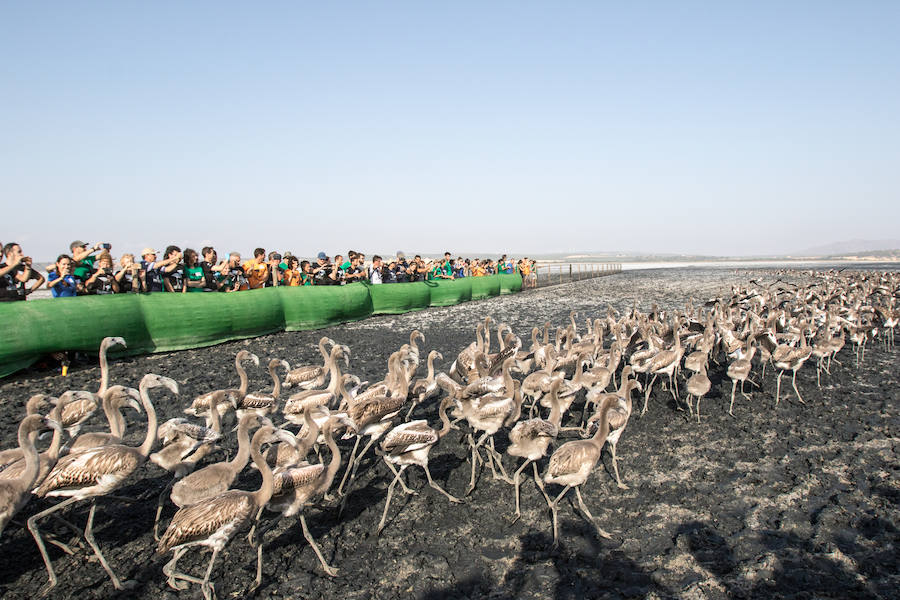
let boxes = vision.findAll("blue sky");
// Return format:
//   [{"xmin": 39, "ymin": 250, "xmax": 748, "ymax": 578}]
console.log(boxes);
[{"xmin": 2, "ymin": 1, "xmax": 899, "ymax": 259}]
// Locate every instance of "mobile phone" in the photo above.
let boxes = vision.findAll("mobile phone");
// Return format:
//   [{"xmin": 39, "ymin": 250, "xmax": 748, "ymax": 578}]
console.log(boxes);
[{"xmin": 102, "ymin": 243, "xmax": 112, "ymax": 250}]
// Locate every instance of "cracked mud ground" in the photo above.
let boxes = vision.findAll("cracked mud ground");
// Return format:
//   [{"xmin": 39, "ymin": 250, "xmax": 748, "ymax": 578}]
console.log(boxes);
[{"xmin": 0, "ymin": 267, "xmax": 897, "ymax": 599}]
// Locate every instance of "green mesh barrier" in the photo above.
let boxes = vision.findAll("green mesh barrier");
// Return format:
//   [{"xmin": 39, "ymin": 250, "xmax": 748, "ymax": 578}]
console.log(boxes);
[{"xmin": 0, "ymin": 274, "xmax": 523, "ymax": 377}]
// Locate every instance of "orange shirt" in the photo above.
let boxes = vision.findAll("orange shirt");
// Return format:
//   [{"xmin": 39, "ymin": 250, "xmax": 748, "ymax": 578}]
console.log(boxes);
[
  {"xmin": 472, "ymin": 265, "xmax": 486, "ymax": 277},
  {"xmin": 282, "ymin": 269, "xmax": 302, "ymax": 286},
  {"xmin": 243, "ymin": 259, "xmax": 269, "ymax": 289}
]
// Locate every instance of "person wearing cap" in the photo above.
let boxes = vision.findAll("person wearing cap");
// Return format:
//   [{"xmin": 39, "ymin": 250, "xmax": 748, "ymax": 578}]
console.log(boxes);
[
  {"xmin": 266, "ymin": 251, "xmax": 283, "ymax": 286},
  {"xmin": 394, "ymin": 253, "xmax": 409, "ymax": 283},
  {"xmin": 140, "ymin": 246, "xmax": 180, "ymax": 292},
  {"xmin": 67, "ymin": 240, "xmax": 103, "ymax": 290},
  {"xmin": 312, "ymin": 252, "xmax": 332, "ymax": 285}
]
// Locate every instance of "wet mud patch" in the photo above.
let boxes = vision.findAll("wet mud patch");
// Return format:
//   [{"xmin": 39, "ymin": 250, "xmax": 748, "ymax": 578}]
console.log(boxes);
[{"xmin": 0, "ymin": 267, "xmax": 897, "ymax": 599}]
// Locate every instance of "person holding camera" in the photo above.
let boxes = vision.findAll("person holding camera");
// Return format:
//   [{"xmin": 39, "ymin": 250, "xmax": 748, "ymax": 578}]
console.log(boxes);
[
  {"xmin": 312, "ymin": 252, "xmax": 332, "ymax": 285},
  {"xmin": 115, "ymin": 253, "xmax": 144, "ymax": 293},
  {"xmin": 47, "ymin": 254, "xmax": 79, "ymax": 297},
  {"xmin": 220, "ymin": 252, "xmax": 248, "ymax": 292},
  {"xmin": 0, "ymin": 242, "xmax": 44, "ymax": 301},
  {"xmin": 84, "ymin": 251, "xmax": 119, "ymax": 294},
  {"xmin": 242, "ymin": 247, "xmax": 269, "ymax": 289},
  {"xmin": 267, "ymin": 251, "xmax": 283, "ymax": 287}
]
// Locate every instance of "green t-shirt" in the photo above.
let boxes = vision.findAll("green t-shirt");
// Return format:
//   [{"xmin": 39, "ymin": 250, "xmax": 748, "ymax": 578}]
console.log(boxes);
[
  {"xmin": 186, "ymin": 265, "xmax": 205, "ymax": 292},
  {"xmin": 73, "ymin": 255, "xmax": 96, "ymax": 281}
]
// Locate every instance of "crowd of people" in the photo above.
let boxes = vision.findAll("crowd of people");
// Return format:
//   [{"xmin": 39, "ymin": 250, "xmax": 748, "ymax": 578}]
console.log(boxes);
[{"xmin": 0, "ymin": 240, "xmax": 537, "ymax": 301}]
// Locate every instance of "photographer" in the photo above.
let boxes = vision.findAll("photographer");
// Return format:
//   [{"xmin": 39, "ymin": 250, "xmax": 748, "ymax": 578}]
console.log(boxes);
[
  {"xmin": 312, "ymin": 252, "xmax": 332, "ymax": 285},
  {"xmin": 85, "ymin": 251, "xmax": 119, "ymax": 294},
  {"xmin": 0, "ymin": 242, "xmax": 44, "ymax": 301},
  {"xmin": 409, "ymin": 255, "xmax": 427, "ymax": 282},
  {"xmin": 47, "ymin": 254, "xmax": 79, "ymax": 297},
  {"xmin": 115, "ymin": 253, "xmax": 144, "ymax": 293},
  {"xmin": 267, "ymin": 251, "xmax": 283, "ymax": 287},
  {"xmin": 220, "ymin": 252, "xmax": 248, "ymax": 292}
]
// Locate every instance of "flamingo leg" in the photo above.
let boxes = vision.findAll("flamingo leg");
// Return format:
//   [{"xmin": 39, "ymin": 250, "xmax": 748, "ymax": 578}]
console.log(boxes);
[
  {"xmin": 423, "ymin": 464, "xmax": 461, "ymax": 503},
  {"xmin": 775, "ymin": 371, "xmax": 783, "ymax": 406},
  {"xmin": 792, "ymin": 370, "xmax": 805, "ymax": 404},
  {"xmin": 26, "ymin": 495, "xmax": 81, "ymax": 590},
  {"xmin": 336, "ymin": 435, "xmax": 361, "ymax": 496},
  {"xmin": 83, "ymin": 500, "xmax": 126, "ymax": 589},
  {"xmin": 511, "ymin": 460, "xmax": 531, "ymax": 520},
  {"xmin": 574, "ymin": 485, "xmax": 611, "ymax": 539},
  {"xmin": 729, "ymin": 380, "xmax": 738, "ymax": 416},
  {"xmin": 641, "ymin": 374, "xmax": 657, "ymax": 416},
  {"xmin": 610, "ymin": 444, "xmax": 628, "ymax": 489},
  {"xmin": 162, "ymin": 546, "xmax": 199, "ymax": 591},
  {"xmin": 200, "ymin": 548, "xmax": 220, "ymax": 600},
  {"xmin": 301, "ymin": 514, "xmax": 339, "ymax": 576},
  {"xmin": 549, "ymin": 485, "xmax": 571, "ymax": 548},
  {"xmin": 532, "ymin": 462, "xmax": 552, "ymax": 508}
]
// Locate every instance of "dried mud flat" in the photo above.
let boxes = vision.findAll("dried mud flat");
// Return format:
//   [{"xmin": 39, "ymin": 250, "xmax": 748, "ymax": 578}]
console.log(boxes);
[{"xmin": 0, "ymin": 267, "xmax": 897, "ymax": 600}]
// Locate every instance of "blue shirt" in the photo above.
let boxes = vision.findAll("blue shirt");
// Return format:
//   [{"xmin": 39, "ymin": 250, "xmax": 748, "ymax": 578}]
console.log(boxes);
[{"xmin": 48, "ymin": 271, "xmax": 78, "ymax": 297}]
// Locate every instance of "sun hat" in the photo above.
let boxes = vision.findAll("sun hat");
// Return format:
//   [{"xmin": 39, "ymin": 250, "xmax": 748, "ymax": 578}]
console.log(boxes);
[{"xmin": 141, "ymin": 247, "xmax": 159, "ymax": 257}]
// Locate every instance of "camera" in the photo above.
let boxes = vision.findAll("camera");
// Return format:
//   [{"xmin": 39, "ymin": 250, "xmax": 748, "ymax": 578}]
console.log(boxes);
[
  {"xmin": 102, "ymin": 243, "xmax": 111, "ymax": 250},
  {"xmin": 272, "ymin": 254, "xmax": 282, "ymax": 262}
]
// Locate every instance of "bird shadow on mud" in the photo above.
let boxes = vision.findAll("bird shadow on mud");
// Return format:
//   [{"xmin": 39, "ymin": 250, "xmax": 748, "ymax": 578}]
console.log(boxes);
[
  {"xmin": 420, "ymin": 529, "xmax": 665, "ymax": 600},
  {"xmin": 676, "ymin": 520, "xmax": 885, "ymax": 599}
]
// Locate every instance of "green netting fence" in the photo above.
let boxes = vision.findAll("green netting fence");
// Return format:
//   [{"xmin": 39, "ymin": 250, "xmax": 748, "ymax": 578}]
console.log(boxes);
[{"xmin": 0, "ymin": 274, "xmax": 522, "ymax": 378}]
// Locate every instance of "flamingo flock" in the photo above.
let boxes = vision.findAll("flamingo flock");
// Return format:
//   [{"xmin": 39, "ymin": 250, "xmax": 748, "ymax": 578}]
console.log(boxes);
[{"xmin": 0, "ymin": 269, "xmax": 896, "ymax": 598}]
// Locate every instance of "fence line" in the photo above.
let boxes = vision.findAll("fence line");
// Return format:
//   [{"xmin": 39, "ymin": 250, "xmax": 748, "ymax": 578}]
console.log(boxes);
[{"xmin": 531, "ymin": 263, "xmax": 622, "ymax": 288}]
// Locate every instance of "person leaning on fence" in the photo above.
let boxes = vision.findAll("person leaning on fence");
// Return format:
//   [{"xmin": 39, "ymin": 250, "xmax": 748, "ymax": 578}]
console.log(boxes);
[
  {"xmin": 368, "ymin": 255, "xmax": 384, "ymax": 284},
  {"xmin": 220, "ymin": 252, "xmax": 248, "ymax": 291},
  {"xmin": 141, "ymin": 247, "xmax": 180, "ymax": 292},
  {"xmin": 47, "ymin": 254, "xmax": 78, "ymax": 298},
  {"xmin": 66, "ymin": 240, "xmax": 102, "ymax": 289},
  {"xmin": 0, "ymin": 242, "xmax": 44, "ymax": 301},
  {"xmin": 299, "ymin": 260, "xmax": 313, "ymax": 285},
  {"xmin": 182, "ymin": 248, "xmax": 207, "ymax": 292},
  {"xmin": 394, "ymin": 253, "xmax": 409, "ymax": 283},
  {"xmin": 242, "ymin": 248, "xmax": 269, "ymax": 289},
  {"xmin": 312, "ymin": 252, "xmax": 332, "ymax": 285},
  {"xmin": 115, "ymin": 253, "xmax": 144, "ymax": 293},
  {"xmin": 85, "ymin": 251, "xmax": 119, "ymax": 294},
  {"xmin": 345, "ymin": 252, "xmax": 367, "ymax": 283},
  {"xmin": 160, "ymin": 246, "xmax": 185, "ymax": 292},
  {"xmin": 281, "ymin": 256, "xmax": 302, "ymax": 286},
  {"xmin": 200, "ymin": 247, "xmax": 224, "ymax": 292}
]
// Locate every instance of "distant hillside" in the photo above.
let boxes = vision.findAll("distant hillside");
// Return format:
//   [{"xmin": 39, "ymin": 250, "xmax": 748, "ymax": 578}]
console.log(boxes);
[{"xmin": 795, "ymin": 239, "xmax": 900, "ymax": 256}]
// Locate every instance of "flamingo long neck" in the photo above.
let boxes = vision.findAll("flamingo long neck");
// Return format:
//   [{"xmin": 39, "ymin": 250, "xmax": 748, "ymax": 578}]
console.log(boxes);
[
  {"xmin": 437, "ymin": 399, "xmax": 453, "ymax": 439},
  {"xmin": 16, "ymin": 418, "xmax": 42, "ymax": 492},
  {"xmin": 548, "ymin": 389, "xmax": 562, "ymax": 427},
  {"xmin": 228, "ymin": 419, "xmax": 253, "ymax": 471},
  {"xmin": 98, "ymin": 341, "xmax": 111, "ymax": 395},
  {"xmin": 237, "ymin": 360, "xmax": 250, "ymax": 395},
  {"xmin": 318, "ymin": 424, "xmax": 342, "ymax": 495},
  {"xmin": 483, "ymin": 320, "xmax": 492, "ymax": 355},
  {"xmin": 297, "ymin": 407, "xmax": 320, "ymax": 459},
  {"xmin": 318, "ymin": 338, "xmax": 330, "ymax": 366},
  {"xmin": 425, "ymin": 353, "xmax": 436, "ymax": 382},
  {"xmin": 138, "ymin": 383, "xmax": 159, "ymax": 458},
  {"xmin": 101, "ymin": 391, "xmax": 121, "ymax": 437},
  {"xmin": 542, "ymin": 321, "xmax": 550, "ymax": 345},
  {"xmin": 326, "ymin": 348, "xmax": 343, "ymax": 394},
  {"xmin": 269, "ymin": 363, "xmax": 282, "ymax": 399},
  {"xmin": 209, "ymin": 394, "xmax": 223, "ymax": 434},
  {"xmin": 590, "ymin": 398, "xmax": 613, "ymax": 448},
  {"xmin": 250, "ymin": 431, "xmax": 275, "ymax": 506}
]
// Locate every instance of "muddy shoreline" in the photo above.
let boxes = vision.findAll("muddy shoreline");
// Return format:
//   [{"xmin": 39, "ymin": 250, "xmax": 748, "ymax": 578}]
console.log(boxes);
[{"xmin": 0, "ymin": 267, "xmax": 897, "ymax": 600}]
